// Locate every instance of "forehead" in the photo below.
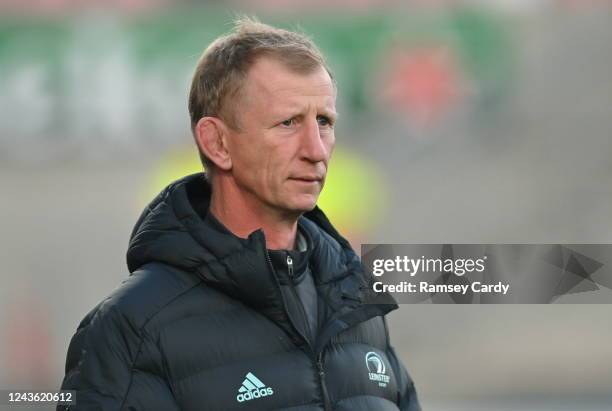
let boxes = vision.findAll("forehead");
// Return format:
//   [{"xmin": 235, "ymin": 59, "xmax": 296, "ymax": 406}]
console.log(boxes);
[{"xmin": 241, "ymin": 56, "xmax": 336, "ymax": 109}]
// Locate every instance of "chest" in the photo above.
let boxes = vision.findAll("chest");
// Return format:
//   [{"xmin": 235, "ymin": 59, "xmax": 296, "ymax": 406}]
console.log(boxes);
[{"xmin": 152, "ymin": 305, "xmax": 398, "ymax": 411}]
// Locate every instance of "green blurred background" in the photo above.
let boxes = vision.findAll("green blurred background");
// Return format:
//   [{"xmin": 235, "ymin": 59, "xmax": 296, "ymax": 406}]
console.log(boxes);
[{"xmin": 1, "ymin": 1, "xmax": 611, "ymax": 410}]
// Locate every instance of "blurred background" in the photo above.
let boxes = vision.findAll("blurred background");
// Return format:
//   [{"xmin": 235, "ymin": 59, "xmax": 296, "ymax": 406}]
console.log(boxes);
[{"xmin": 1, "ymin": 1, "xmax": 611, "ymax": 410}]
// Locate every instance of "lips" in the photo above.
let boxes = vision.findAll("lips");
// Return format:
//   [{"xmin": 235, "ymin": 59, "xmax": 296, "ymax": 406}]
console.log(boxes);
[{"xmin": 290, "ymin": 175, "xmax": 323, "ymax": 183}]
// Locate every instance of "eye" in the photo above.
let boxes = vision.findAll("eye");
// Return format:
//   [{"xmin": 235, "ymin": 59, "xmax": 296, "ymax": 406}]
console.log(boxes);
[
  {"xmin": 279, "ymin": 118, "xmax": 295, "ymax": 127},
  {"xmin": 317, "ymin": 115, "xmax": 333, "ymax": 127}
]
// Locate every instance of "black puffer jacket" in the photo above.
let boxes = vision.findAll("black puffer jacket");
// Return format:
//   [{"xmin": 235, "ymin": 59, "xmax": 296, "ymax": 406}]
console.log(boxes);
[{"xmin": 59, "ymin": 174, "xmax": 420, "ymax": 411}]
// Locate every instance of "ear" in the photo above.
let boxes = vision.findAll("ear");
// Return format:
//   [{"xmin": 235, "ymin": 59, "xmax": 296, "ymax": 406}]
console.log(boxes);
[{"xmin": 194, "ymin": 117, "xmax": 233, "ymax": 171}]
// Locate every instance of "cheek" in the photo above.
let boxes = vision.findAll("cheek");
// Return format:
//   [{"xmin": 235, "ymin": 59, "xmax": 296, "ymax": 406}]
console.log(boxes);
[
  {"xmin": 254, "ymin": 151, "xmax": 284, "ymax": 191},
  {"xmin": 325, "ymin": 134, "xmax": 336, "ymax": 160},
  {"xmin": 233, "ymin": 147, "xmax": 266, "ymax": 187},
  {"xmin": 266, "ymin": 143, "xmax": 294, "ymax": 174}
]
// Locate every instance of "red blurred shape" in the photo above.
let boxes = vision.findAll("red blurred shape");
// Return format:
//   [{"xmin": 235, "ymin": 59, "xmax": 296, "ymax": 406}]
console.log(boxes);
[
  {"xmin": 381, "ymin": 45, "xmax": 464, "ymax": 128},
  {"xmin": 3, "ymin": 296, "xmax": 53, "ymax": 388}
]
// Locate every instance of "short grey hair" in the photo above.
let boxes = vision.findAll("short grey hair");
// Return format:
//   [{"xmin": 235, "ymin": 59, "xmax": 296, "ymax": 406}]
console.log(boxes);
[{"xmin": 188, "ymin": 16, "xmax": 334, "ymax": 171}]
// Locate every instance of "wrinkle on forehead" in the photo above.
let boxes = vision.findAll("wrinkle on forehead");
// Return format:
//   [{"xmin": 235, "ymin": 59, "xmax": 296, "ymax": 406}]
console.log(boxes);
[
  {"xmin": 267, "ymin": 85, "xmax": 336, "ymax": 100},
  {"xmin": 243, "ymin": 58, "xmax": 336, "ymax": 106}
]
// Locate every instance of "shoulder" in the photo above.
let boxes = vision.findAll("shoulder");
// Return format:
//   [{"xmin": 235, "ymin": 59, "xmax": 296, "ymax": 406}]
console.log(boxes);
[
  {"xmin": 77, "ymin": 263, "xmax": 204, "ymax": 334},
  {"xmin": 63, "ymin": 263, "xmax": 236, "ymax": 380}
]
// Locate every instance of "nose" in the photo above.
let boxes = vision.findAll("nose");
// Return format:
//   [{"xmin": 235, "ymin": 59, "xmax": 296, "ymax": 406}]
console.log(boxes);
[{"xmin": 300, "ymin": 118, "xmax": 329, "ymax": 163}]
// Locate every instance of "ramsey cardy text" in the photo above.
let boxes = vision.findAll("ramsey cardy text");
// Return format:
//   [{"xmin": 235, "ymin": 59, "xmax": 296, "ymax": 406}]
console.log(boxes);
[{"xmin": 373, "ymin": 281, "xmax": 510, "ymax": 295}]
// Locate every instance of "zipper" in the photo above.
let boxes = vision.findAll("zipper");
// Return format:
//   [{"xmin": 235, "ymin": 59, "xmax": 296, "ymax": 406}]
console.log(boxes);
[
  {"xmin": 316, "ymin": 351, "xmax": 332, "ymax": 411},
  {"xmin": 264, "ymin": 244, "xmax": 335, "ymax": 410},
  {"xmin": 264, "ymin": 249, "xmax": 308, "ymax": 344},
  {"xmin": 285, "ymin": 253, "xmax": 314, "ymax": 349},
  {"xmin": 287, "ymin": 253, "xmax": 332, "ymax": 410}
]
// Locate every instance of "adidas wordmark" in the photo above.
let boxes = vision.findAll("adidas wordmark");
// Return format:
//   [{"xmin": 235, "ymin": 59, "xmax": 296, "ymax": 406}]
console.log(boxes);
[{"xmin": 236, "ymin": 372, "xmax": 274, "ymax": 403}]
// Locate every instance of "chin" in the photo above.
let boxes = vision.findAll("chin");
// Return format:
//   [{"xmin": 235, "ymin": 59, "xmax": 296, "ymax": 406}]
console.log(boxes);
[{"xmin": 285, "ymin": 196, "xmax": 318, "ymax": 213}]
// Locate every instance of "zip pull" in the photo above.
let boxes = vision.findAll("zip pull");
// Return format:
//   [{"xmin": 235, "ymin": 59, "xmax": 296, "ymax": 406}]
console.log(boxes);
[
  {"xmin": 286, "ymin": 254, "xmax": 294, "ymax": 277},
  {"xmin": 318, "ymin": 363, "xmax": 325, "ymax": 378},
  {"xmin": 316, "ymin": 353, "xmax": 324, "ymax": 375}
]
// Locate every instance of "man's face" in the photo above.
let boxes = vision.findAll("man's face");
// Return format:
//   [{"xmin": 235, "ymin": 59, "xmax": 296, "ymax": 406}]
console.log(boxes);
[{"xmin": 225, "ymin": 57, "xmax": 337, "ymax": 216}]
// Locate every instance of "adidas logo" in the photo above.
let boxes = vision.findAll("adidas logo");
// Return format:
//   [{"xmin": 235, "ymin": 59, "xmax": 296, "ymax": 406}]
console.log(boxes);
[{"xmin": 236, "ymin": 372, "xmax": 274, "ymax": 403}]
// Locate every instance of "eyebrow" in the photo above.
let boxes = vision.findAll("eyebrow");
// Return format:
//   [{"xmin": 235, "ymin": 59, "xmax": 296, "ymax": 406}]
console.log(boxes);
[
  {"xmin": 320, "ymin": 108, "xmax": 338, "ymax": 121},
  {"xmin": 274, "ymin": 104, "xmax": 338, "ymax": 121}
]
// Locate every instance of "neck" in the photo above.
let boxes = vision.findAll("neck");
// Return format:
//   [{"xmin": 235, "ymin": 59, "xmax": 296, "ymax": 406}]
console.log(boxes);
[{"xmin": 209, "ymin": 174, "xmax": 299, "ymax": 250}]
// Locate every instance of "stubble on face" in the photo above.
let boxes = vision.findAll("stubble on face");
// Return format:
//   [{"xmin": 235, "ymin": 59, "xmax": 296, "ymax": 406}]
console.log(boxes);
[{"xmin": 224, "ymin": 57, "xmax": 337, "ymax": 218}]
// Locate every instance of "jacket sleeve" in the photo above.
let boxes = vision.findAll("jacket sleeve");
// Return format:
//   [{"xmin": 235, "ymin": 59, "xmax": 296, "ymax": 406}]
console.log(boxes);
[
  {"xmin": 57, "ymin": 301, "xmax": 178, "ymax": 411},
  {"xmin": 384, "ymin": 318, "xmax": 421, "ymax": 411}
]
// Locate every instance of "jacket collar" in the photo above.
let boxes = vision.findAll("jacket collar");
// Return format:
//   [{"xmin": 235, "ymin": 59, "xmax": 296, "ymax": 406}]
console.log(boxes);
[{"xmin": 127, "ymin": 173, "xmax": 398, "ymax": 339}]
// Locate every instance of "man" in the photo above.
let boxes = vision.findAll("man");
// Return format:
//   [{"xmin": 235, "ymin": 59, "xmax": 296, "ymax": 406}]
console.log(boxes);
[{"xmin": 59, "ymin": 18, "xmax": 420, "ymax": 411}]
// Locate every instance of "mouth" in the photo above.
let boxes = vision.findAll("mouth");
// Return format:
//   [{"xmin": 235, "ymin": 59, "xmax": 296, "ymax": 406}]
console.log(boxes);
[{"xmin": 289, "ymin": 176, "xmax": 323, "ymax": 184}]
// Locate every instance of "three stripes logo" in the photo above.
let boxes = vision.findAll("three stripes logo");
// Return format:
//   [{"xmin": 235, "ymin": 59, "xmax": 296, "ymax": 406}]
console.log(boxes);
[{"xmin": 236, "ymin": 372, "xmax": 274, "ymax": 403}]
